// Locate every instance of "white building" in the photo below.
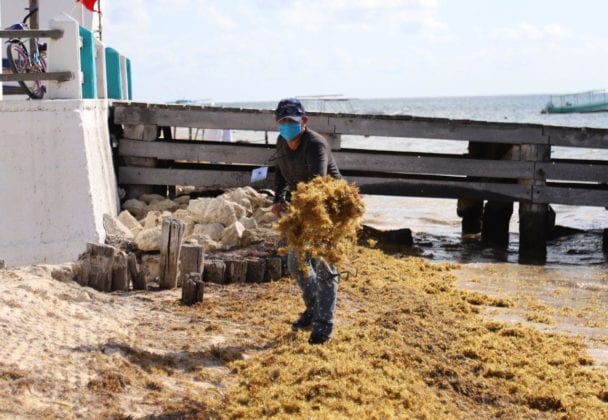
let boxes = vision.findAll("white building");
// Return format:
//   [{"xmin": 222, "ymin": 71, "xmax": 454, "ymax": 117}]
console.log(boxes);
[{"xmin": 0, "ymin": 0, "xmax": 121, "ymax": 267}]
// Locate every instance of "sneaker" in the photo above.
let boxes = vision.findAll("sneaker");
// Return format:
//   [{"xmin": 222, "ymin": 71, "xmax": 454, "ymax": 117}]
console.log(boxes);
[
  {"xmin": 291, "ymin": 311, "xmax": 313, "ymax": 331},
  {"xmin": 308, "ymin": 323, "xmax": 332, "ymax": 345}
]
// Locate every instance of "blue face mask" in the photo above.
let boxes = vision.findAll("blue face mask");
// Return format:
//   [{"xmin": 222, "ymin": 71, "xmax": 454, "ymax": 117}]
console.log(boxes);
[{"xmin": 279, "ymin": 122, "xmax": 302, "ymax": 141}]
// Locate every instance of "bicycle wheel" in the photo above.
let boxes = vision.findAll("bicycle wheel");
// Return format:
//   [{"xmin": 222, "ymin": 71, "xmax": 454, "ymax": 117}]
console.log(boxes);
[{"xmin": 6, "ymin": 40, "xmax": 46, "ymax": 99}]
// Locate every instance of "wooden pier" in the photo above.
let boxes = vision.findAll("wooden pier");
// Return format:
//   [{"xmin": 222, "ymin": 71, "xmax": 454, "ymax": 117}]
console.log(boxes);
[{"xmin": 111, "ymin": 101, "xmax": 608, "ymax": 262}]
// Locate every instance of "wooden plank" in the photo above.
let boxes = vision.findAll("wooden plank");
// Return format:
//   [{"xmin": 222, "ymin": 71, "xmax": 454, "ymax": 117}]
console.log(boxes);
[
  {"xmin": 181, "ymin": 272, "xmax": 204, "ymax": 306},
  {"xmin": 159, "ymin": 219, "xmax": 185, "ymax": 290},
  {"xmin": 537, "ymin": 161, "xmax": 608, "ymax": 183},
  {"xmin": 113, "ymin": 103, "xmax": 549, "ymax": 144},
  {"xmin": 80, "ymin": 243, "xmax": 115, "ymax": 292},
  {"xmin": 0, "ymin": 29, "xmax": 64, "ymax": 39},
  {"xmin": 0, "ymin": 71, "xmax": 73, "ymax": 82},
  {"xmin": 336, "ymin": 152, "xmax": 533, "ymax": 179},
  {"xmin": 352, "ymin": 176, "xmax": 532, "ymax": 202},
  {"xmin": 178, "ymin": 244, "xmax": 204, "ymax": 287},
  {"xmin": 545, "ymin": 126, "xmax": 608, "ymax": 149},
  {"xmin": 532, "ymin": 185, "xmax": 608, "ymax": 207},
  {"xmin": 119, "ymin": 139, "xmax": 533, "ymax": 179},
  {"xmin": 111, "ymin": 251, "xmax": 129, "ymax": 292},
  {"xmin": 119, "ymin": 138, "xmax": 275, "ymax": 164},
  {"xmin": 119, "ymin": 166, "xmax": 275, "ymax": 189}
]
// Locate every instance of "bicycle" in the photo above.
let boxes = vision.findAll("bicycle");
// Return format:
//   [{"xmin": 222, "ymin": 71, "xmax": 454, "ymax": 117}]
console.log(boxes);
[{"xmin": 5, "ymin": 7, "xmax": 47, "ymax": 99}]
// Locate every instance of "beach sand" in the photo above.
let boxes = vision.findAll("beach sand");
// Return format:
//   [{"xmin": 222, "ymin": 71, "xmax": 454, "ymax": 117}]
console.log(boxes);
[{"xmin": 1, "ymin": 247, "xmax": 607, "ymax": 418}]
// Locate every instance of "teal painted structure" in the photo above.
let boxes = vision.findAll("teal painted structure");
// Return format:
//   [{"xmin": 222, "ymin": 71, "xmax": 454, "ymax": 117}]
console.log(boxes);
[
  {"xmin": 105, "ymin": 47, "xmax": 123, "ymax": 99},
  {"xmin": 126, "ymin": 58, "xmax": 133, "ymax": 100},
  {"xmin": 79, "ymin": 26, "xmax": 97, "ymax": 99}
]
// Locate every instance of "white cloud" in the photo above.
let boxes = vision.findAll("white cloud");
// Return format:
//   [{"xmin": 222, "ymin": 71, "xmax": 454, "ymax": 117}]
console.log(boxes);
[{"xmin": 493, "ymin": 22, "xmax": 572, "ymax": 42}]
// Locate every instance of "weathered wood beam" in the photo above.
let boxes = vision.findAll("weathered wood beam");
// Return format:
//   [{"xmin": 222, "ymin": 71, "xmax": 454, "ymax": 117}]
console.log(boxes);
[
  {"xmin": 113, "ymin": 103, "xmax": 549, "ymax": 144},
  {"xmin": 118, "ymin": 166, "xmax": 275, "ymax": 190},
  {"xmin": 118, "ymin": 139, "xmax": 534, "ymax": 179},
  {"xmin": 533, "ymin": 185, "xmax": 608, "ymax": 207},
  {"xmin": 0, "ymin": 71, "xmax": 73, "ymax": 82},
  {"xmin": 0, "ymin": 29, "xmax": 64, "ymax": 39},
  {"xmin": 544, "ymin": 126, "xmax": 608, "ymax": 149},
  {"xmin": 537, "ymin": 161, "xmax": 608, "ymax": 183}
]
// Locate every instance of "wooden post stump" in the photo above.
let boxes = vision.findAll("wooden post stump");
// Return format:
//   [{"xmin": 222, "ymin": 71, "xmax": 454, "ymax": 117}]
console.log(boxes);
[
  {"xmin": 181, "ymin": 272, "xmax": 204, "ymax": 305},
  {"xmin": 128, "ymin": 253, "xmax": 147, "ymax": 290},
  {"xmin": 80, "ymin": 243, "xmax": 116, "ymax": 292},
  {"xmin": 203, "ymin": 260, "xmax": 226, "ymax": 284},
  {"xmin": 603, "ymin": 228, "xmax": 608, "ymax": 252},
  {"xmin": 265, "ymin": 256, "xmax": 283, "ymax": 281},
  {"xmin": 518, "ymin": 144, "xmax": 551, "ymax": 264},
  {"xmin": 111, "ymin": 251, "xmax": 129, "ymax": 291},
  {"xmin": 159, "ymin": 218, "xmax": 186, "ymax": 289},
  {"xmin": 225, "ymin": 259, "xmax": 247, "ymax": 283},
  {"xmin": 246, "ymin": 258, "xmax": 266, "ymax": 283},
  {"xmin": 179, "ymin": 244, "xmax": 204, "ymax": 287},
  {"xmin": 0, "ymin": 259, "xmax": 5, "ymax": 269},
  {"xmin": 519, "ymin": 203, "xmax": 548, "ymax": 264},
  {"xmin": 481, "ymin": 202, "xmax": 513, "ymax": 247}
]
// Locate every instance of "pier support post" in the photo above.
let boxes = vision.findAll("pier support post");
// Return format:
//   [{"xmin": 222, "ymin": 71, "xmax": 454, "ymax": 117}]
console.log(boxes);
[
  {"xmin": 518, "ymin": 143, "xmax": 553, "ymax": 264},
  {"xmin": 457, "ymin": 142, "xmax": 514, "ymax": 240},
  {"xmin": 481, "ymin": 201, "xmax": 513, "ymax": 247}
]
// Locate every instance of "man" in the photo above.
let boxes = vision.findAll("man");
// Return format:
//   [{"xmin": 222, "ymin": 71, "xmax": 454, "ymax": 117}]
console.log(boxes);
[{"xmin": 271, "ymin": 98, "xmax": 341, "ymax": 345}]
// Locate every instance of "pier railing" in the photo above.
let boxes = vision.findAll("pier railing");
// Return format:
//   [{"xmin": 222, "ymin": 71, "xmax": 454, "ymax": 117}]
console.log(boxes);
[{"xmin": 113, "ymin": 101, "xmax": 608, "ymax": 207}]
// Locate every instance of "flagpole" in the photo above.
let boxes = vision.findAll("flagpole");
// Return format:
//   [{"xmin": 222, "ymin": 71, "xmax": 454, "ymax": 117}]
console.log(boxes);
[
  {"xmin": 97, "ymin": 0, "xmax": 103, "ymax": 41},
  {"xmin": 28, "ymin": 0, "xmax": 38, "ymax": 56}
]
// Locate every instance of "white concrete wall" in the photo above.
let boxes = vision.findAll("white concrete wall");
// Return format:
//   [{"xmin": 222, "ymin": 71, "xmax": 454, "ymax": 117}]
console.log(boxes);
[{"xmin": 0, "ymin": 99, "xmax": 118, "ymax": 266}]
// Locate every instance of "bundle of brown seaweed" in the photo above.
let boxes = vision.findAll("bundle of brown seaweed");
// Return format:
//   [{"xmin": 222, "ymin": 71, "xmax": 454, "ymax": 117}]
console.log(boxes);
[{"xmin": 276, "ymin": 176, "xmax": 365, "ymax": 268}]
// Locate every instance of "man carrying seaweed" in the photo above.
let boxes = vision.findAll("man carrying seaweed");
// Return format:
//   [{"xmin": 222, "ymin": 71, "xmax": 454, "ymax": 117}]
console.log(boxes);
[{"xmin": 271, "ymin": 98, "xmax": 342, "ymax": 345}]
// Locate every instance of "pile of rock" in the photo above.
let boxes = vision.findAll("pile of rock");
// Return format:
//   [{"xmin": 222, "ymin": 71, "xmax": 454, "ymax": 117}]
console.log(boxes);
[
  {"xmin": 106, "ymin": 187, "xmax": 279, "ymax": 253},
  {"xmin": 92, "ymin": 187, "xmax": 285, "ymax": 292}
]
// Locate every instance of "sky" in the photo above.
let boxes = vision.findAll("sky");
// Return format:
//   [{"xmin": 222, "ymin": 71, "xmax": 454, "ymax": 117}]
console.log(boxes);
[{"xmin": 102, "ymin": 0, "xmax": 608, "ymax": 103}]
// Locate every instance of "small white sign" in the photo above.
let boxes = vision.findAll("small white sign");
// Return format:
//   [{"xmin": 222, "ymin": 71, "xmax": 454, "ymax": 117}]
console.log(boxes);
[{"xmin": 250, "ymin": 166, "xmax": 268, "ymax": 183}]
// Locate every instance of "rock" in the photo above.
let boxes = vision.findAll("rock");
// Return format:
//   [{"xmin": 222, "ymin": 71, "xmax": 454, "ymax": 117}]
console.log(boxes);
[
  {"xmin": 139, "ymin": 193, "xmax": 166, "ymax": 204},
  {"xmin": 117, "ymin": 210, "xmax": 143, "ymax": 236},
  {"xmin": 146, "ymin": 199, "xmax": 178, "ymax": 213},
  {"xmin": 242, "ymin": 186, "xmax": 273, "ymax": 209},
  {"xmin": 240, "ymin": 228, "xmax": 264, "ymax": 246},
  {"xmin": 103, "ymin": 214, "xmax": 134, "ymax": 241},
  {"xmin": 221, "ymin": 221, "xmax": 245, "ymax": 248},
  {"xmin": 188, "ymin": 197, "xmax": 212, "ymax": 220},
  {"xmin": 188, "ymin": 236, "xmax": 221, "ymax": 252},
  {"xmin": 239, "ymin": 217, "xmax": 258, "ymax": 230},
  {"xmin": 122, "ymin": 198, "xmax": 146, "ymax": 219},
  {"xmin": 359, "ymin": 225, "xmax": 413, "ymax": 247},
  {"xmin": 135, "ymin": 227, "xmax": 162, "ymax": 251},
  {"xmin": 171, "ymin": 209, "xmax": 196, "ymax": 237},
  {"xmin": 174, "ymin": 195, "xmax": 191, "ymax": 205},
  {"xmin": 188, "ymin": 196, "xmax": 247, "ymax": 226},
  {"xmin": 253, "ymin": 207, "xmax": 277, "ymax": 226},
  {"xmin": 191, "ymin": 222, "xmax": 224, "ymax": 242},
  {"xmin": 141, "ymin": 211, "xmax": 171, "ymax": 229},
  {"xmin": 221, "ymin": 189, "xmax": 253, "ymax": 214}
]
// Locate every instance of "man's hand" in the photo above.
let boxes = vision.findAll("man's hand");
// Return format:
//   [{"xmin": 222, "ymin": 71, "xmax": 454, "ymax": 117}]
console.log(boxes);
[{"xmin": 272, "ymin": 202, "xmax": 287, "ymax": 217}]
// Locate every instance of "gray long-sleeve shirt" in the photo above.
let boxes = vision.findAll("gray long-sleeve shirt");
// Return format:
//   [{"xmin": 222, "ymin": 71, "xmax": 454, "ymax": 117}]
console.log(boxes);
[{"xmin": 273, "ymin": 128, "xmax": 341, "ymax": 203}]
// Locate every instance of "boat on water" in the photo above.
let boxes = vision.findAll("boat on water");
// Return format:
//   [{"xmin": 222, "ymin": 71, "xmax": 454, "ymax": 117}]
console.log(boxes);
[
  {"xmin": 296, "ymin": 94, "xmax": 356, "ymax": 113},
  {"xmin": 542, "ymin": 89, "xmax": 608, "ymax": 113}
]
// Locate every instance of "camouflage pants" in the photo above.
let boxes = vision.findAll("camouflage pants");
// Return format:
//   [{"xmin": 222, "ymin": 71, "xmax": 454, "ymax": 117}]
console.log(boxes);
[{"xmin": 287, "ymin": 252, "xmax": 338, "ymax": 329}]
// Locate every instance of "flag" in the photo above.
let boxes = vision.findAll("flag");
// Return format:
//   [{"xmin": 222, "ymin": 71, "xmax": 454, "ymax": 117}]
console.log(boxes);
[{"xmin": 77, "ymin": 0, "xmax": 98, "ymax": 12}]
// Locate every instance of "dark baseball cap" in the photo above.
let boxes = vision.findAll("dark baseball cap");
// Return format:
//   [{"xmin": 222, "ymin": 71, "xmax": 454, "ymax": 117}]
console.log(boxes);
[{"xmin": 275, "ymin": 98, "xmax": 306, "ymax": 122}]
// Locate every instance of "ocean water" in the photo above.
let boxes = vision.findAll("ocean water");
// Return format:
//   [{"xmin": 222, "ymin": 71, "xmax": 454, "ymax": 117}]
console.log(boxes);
[{"xmin": 218, "ymin": 94, "xmax": 608, "ymax": 267}]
